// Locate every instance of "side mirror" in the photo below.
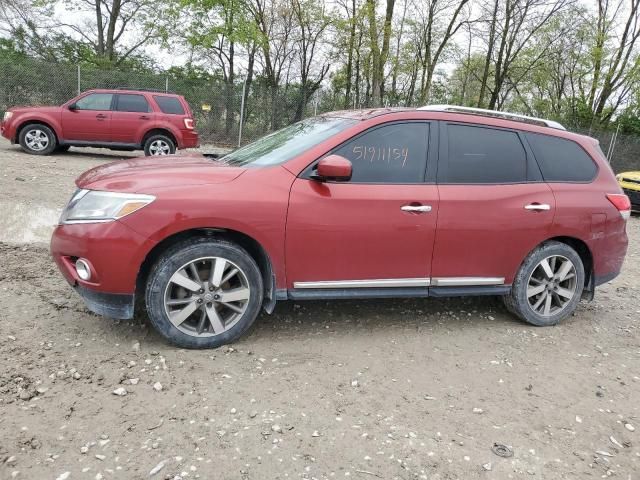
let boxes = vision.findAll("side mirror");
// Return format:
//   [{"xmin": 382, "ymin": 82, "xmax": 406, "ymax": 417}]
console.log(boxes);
[
  {"xmin": 313, "ymin": 155, "xmax": 352, "ymax": 182},
  {"xmin": 68, "ymin": 103, "xmax": 77, "ymax": 111}
]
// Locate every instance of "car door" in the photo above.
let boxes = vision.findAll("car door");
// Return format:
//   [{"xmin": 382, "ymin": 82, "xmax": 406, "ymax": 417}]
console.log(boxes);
[
  {"xmin": 61, "ymin": 93, "xmax": 113, "ymax": 142},
  {"xmin": 431, "ymin": 122, "xmax": 555, "ymax": 287},
  {"xmin": 286, "ymin": 121, "xmax": 439, "ymax": 293},
  {"xmin": 111, "ymin": 93, "xmax": 153, "ymax": 144}
]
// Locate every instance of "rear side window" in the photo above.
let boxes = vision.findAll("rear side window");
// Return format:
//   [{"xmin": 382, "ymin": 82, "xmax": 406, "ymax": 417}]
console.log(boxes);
[
  {"xmin": 526, "ymin": 133, "xmax": 597, "ymax": 182},
  {"xmin": 445, "ymin": 124, "xmax": 527, "ymax": 183},
  {"xmin": 115, "ymin": 94, "xmax": 150, "ymax": 113},
  {"xmin": 154, "ymin": 96, "xmax": 185, "ymax": 115},
  {"xmin": 331, "ymin": 122, "xmax": 429, "ymax": 183}
]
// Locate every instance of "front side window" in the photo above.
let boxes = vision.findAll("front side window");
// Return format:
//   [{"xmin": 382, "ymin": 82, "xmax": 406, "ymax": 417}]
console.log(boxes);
[
  {"xmin": 116, "ymin": 94, "xmax": 150, "ymax": 113},
  {"xmin": 75, "ymin": 93, "xmax": 113, "ymax": 111},
  {"xmin": 219, "ymin": 117, "xmax": 358, "ymax": 167},
  {"xmin": 445, "ymin": 124, "xmax": 528, "ymax": 183},
  {"xmin": 330, "ymin": 122, "xmax": 430, "ymax": 183}
]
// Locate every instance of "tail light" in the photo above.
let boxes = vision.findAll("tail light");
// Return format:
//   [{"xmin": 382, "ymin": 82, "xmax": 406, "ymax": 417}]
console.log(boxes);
[
  {"xmin": 606, "ymin": 193, "xmax": 631, "ymax": 220},
  {"xmin": 184, "ymin": 118, "xmax": 194, "ymax": 129}
]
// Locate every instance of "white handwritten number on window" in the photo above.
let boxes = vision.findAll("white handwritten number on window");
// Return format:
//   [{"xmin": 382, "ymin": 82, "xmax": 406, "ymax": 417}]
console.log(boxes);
[{"xmin": 351, "ymin": 146, "xmax": 409, "ymax": 167}]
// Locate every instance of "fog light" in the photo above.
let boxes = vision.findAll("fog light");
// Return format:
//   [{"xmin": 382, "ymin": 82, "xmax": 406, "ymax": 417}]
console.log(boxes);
[{"xmin": 75, "ymin": 259, "xmax": 91, "ymax": 281}]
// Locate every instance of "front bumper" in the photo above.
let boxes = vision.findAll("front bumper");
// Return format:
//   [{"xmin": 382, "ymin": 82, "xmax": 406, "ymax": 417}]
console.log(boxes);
[
  {"xmin": 0, "ymin": 120, "xmax": 15, "ymax": 141},
  {"xmin": 76, "ymin": 284, "xmax": 134, "ymax": 319},
  {"xmin": 51, "ymin": 220, "xmax": 155, "ymax": 319},
  {"xmin": 622, "ymin": 187, "xmax": 640, "ymax": 209}
]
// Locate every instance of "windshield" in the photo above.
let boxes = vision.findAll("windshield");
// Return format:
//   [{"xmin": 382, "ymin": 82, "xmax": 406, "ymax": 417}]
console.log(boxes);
[{"xmin": 219, "ymin": 117, "xmax": 358, "ymax": 167}]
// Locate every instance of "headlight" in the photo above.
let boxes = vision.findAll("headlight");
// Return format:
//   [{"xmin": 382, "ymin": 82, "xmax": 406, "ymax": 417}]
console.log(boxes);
[
  {"xmin": 59, "ymin": 189, "xmax": 155, "ymax": 224},
  {"xmin": 2, "ymin": 112, "xmax": 12, "ymax": 121}
]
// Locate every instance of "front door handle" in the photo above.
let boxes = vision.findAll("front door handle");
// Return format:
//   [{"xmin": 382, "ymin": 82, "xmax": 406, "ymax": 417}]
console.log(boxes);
[
  {"xmin": 401, "ymin": 205, "xmax": 432, "ymax": 213},
  {"xmin": 524, "ymin": 203, "xmax": 551, "ymax": 211},
  {"xmin": 96, "ymin": 114, "xmax": 107, "ymax": 120}
]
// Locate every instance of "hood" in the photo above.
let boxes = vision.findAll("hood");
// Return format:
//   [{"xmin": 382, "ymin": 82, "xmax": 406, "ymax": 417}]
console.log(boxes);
[
  {"xmin": 618, "ymin": 171, "xmax": 640, "ymax": 181},
  {"xmin": 9, "ymin": 106, "xmax": 63, "ymax": 114},
  {"xmin": 76, "ymin": 152, "xmax": 246, "ymax": 192}
]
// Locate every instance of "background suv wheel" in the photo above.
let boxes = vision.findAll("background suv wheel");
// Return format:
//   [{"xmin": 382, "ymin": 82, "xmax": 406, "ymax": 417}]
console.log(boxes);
[
  {"xmin": 19, "ymin": 124, "xmax": 57, "ymax": 155},
  {"xmin": 144, "ymin": 134, "xmax": 176, "ymax": 156},
  {"xmin": 504, "ymin": 241, "xmax": 585, "ymax": 326},
  {"xmin": 145, "ymin": 238, "xmax": 263, "ymax": 349}
]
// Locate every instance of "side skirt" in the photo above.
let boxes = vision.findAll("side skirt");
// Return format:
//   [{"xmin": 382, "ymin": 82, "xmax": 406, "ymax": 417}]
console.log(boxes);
[{"xmin": 286, "ymin": 285, "xmax": 511, "ymax": 301}]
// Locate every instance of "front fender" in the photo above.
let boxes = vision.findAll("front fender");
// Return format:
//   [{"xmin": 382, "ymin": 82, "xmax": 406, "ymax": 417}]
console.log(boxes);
[{"xmin": 13, "ymin": 112, "xmax": 63, "ymax": 141}]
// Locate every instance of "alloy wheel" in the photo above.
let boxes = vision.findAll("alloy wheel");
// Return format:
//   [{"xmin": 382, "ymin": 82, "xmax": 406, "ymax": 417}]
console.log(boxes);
[
  {"xmin": 149, "ymin": 139, "xmax": 171, "ymax": 155},
  {"xmin": 163, "ymin": 256, "xmax": 251, "ymax": 337},
  {"xmin": 25, "ymin": 129, "xmax": 49, "ymax": 151},
  {"xmin": 526, "ymin": 255, "xmax": 577, "ymax": 317}
]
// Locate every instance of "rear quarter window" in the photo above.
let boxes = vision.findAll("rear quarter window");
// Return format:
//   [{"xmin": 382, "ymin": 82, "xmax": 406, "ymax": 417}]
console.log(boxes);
[
  {"xmin": 153, "ymin": 96, "xmax": 186, "ymax": 115},
  {"xmin": 526, "ymin": 133, "xmax": 598, "ymax": 182}
]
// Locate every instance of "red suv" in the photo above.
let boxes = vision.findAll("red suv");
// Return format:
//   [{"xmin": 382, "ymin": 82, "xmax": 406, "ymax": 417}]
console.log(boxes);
[
  {"xmin": 1, "ymin": 88, "xmax": 198, "ymax": 156},
  {"xmin": 50, "ymin": 105, "xmax": 630, "ymax": 349}
]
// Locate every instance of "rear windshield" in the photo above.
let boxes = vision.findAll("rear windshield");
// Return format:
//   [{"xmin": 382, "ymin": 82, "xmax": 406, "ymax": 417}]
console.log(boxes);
[
  {"xmin": 219, "ymin": 117, "xmax": 358, "ymax": 167},
  {"xmin": 153, "ymin": 96, "xmax": 185, "ymax": 115}
]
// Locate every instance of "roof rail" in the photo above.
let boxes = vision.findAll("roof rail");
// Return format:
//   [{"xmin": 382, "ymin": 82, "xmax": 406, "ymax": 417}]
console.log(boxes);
[
  {"xmin": 114, "ymin": 87, "xmax": 175, "ymax": 94},
  {"xmin": 417, "ymin": 104, "xmax": 566, "ymax": 130}
]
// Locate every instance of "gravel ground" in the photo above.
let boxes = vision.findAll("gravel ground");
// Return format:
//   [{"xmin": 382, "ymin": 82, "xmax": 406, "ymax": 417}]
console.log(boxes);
[{"xmin": 0, "ymin": 141, "xmax": 639, "ymax": 480}]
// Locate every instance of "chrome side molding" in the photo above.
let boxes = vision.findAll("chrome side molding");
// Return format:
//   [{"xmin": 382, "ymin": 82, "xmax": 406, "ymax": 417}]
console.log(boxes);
[
  {"xmin": 431, "ymin": 277, "xmax": 505, "ymax": 287},
  {"xmin": 293, "ymin": 278, "xmax": 431, "ymax": 289},
  {"xmin": 293, "ymin": 277, "xmax": 506, "ymax": 289}
]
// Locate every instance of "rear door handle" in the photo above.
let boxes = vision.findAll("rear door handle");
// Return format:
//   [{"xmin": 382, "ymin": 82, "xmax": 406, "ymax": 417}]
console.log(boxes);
[
  {"xmin": 524, "ymin": 203, "xmax": 551, "ymax": 211},
  {"xmin": 96, "ymin": 114, "xmax": 107, "ymax": 120},
  {"xmin": 139, "ymin": 115, "xmax": 150, "ymax": 120},
  {"xmin": 401, "ymin": 205, "xmax": 432, "ymax": 213}
]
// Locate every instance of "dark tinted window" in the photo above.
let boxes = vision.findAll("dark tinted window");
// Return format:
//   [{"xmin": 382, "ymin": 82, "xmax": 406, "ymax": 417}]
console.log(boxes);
[
  {"xmin": 331, "ymin": 123, "xmax": 429, "ymax": 183},
  {"xmin": 154, "ymin": 96, "xmax": 185, "ymax": 115},
  {"xmin": 75, "ymin": 93, "xmax": 113, "ymax": 111},
  {"xmin": 526, "ymin": 133, "xmax": 597, "ymax": 182},
  {"xmin": 446, "ymin": 124, "xmax": 527, "ymax": 183},
  {"xmin": 116, "ymin": 94, "xmax": 150, "ymax": 113}
]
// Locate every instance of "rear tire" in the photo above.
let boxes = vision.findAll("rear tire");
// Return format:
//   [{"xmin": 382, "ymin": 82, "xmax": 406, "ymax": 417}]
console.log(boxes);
[
  {"xmin": 504, "ymin": 241, "xmax": 584, "ymax": 326},
  {"xmin": 143, "ymin": 134, "xmax": 176, "ymax": 156},
  {"xmin": 19, "ymin": 124, "xmax": 57, "ymax": 155},
  {"xmin": 145, "ymin": 238, "xmax": 263, "ymax": 349}
]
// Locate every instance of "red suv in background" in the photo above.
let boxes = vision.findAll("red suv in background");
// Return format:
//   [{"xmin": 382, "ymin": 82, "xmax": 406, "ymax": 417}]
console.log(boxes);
[
  {"xmin": 1, "ymin": 88, "xmax": 198, "ymax": 156},
  {"xmin": 50, "ymin": 105, "xmax": 630, "ymax": 349}
]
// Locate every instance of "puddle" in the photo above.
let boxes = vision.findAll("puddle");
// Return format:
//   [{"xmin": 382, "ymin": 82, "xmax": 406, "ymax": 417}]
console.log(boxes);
[{"xmin": 0, "ymin": 202, "xmax": 61, "ymax": 244}]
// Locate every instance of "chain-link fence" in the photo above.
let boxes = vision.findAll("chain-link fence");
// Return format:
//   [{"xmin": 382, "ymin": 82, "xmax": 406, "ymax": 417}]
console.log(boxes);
[
  {"xmin": 0, "ymin": 55, "xmax": 333, "ymax": 147},
  {"xmin": 1, "ymin": 54, "xmax": 639, "ymax": 173}
]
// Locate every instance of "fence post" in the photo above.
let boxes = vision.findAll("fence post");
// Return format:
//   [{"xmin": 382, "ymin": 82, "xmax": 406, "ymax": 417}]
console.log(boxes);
[
  {"xmin": 238, "ymin": 80, "xmax": 247, "ymax": 148},
  {"xmin": 165, "ymin": 76, "xmax": 169, "ymax": 93},
  {"xmin": 77, "ymin": 65, "xmax": 81, "ymax": 95}
]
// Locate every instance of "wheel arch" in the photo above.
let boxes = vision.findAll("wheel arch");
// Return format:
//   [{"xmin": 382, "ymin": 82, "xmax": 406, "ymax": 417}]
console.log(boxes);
[
  {"xmin": 142, "ymin": 128, "xmax": 178, "ymax": 148},
  {"xmin": 16, "ymin": 118, "xmax": 60, "ymax": 144},
  {"xmin": 136, "ymin": 227, "xmax": 277, "ymax": 315}
]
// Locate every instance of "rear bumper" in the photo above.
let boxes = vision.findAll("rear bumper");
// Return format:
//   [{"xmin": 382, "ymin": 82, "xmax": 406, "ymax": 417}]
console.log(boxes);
[
  {"xmin": 75, "ymin": 284, "xmax": 134, "ymax": 319},
  {"xmin": 179, "ymin": 129, "xmax": 199, "ymax": 149}
]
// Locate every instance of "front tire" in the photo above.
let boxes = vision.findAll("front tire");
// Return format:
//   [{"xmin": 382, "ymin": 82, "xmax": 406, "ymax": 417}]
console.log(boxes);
[
  {"xmin": 19, "ymin": 124, "xmax": 57, "ymax": 155},
  {"xmin": 143, "ymin": 134, "xmax": 176, "ymax": 156},
  {"xmin": 145, "ymin": 238, "xmax": 263, "ymax": 349},
  {"xmin": 504, "ymin": 241, "xmax": 584, "ymax": 326}
]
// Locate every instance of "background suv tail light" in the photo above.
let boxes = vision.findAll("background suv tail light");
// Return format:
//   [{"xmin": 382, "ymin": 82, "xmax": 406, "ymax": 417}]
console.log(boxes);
[
  {"xmin": 184, "ymin": 118, "xmax": 194, "ymax": 129},
  {"xmin": 607, "ymin": 193, "xmax": 631, "ymax": 220}
]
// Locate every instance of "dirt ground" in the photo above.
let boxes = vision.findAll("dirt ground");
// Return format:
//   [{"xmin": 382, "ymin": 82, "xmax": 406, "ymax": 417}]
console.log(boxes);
[{"xmin": 0, "ymin": 141, "xmax": 639, "ymax": 480}]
